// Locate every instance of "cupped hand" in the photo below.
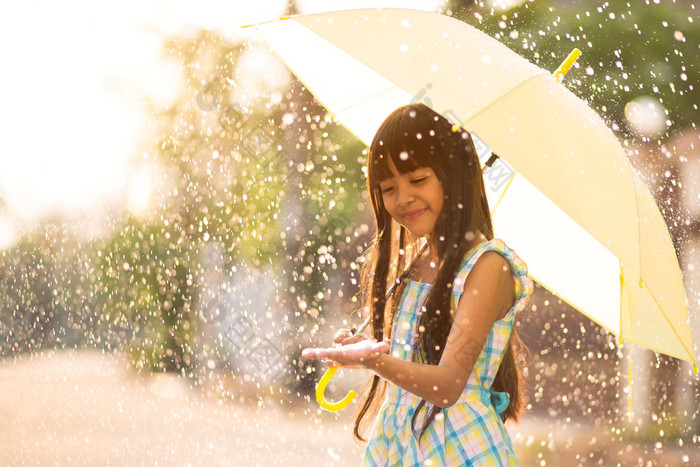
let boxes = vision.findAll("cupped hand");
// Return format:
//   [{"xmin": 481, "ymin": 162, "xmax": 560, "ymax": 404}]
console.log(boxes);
[{"xmin": 302, "ymin": 338, "xmax": 389, "ymax": 369}]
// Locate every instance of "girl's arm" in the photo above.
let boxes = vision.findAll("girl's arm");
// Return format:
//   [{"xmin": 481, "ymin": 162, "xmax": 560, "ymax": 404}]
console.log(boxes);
[
  {"xmin": 365, "ymin": 252, "xmax": 515, "ymax": 408},
  {"xmin": 363, "ymin": 352, "xmax": 456, "ymax": 408}
]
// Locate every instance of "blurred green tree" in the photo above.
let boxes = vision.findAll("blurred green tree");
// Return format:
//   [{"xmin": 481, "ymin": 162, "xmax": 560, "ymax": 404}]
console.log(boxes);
[
  {"xmin": 92, "ymin": 27, "xmax": 370, "ymax": 391},
  {"xmin": 446, "ymin": 0, "xmax": 698, "ymax": 138},
  {"xmin": 0, "ymin": 218, "xmax": 97, "ymax": 355}
]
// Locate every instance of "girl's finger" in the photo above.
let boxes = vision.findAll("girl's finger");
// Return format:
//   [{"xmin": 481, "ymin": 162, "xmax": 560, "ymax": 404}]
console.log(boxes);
[
  {"xmin": 301, "ymin": 348, "xmax": 319, "ymax": 359},
  {"xmin": 333, "ymin": 329, "xmax": 352, "ymax": 343},
  {"xmin": 341, "ymin": 334, "xmax": 364, "ymax": 345}
]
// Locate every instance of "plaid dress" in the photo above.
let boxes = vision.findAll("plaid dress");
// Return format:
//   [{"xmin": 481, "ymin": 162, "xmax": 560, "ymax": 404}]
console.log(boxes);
[{"xmin": 362, "ymin": 238, "xmax": 534, "ymax": 466}]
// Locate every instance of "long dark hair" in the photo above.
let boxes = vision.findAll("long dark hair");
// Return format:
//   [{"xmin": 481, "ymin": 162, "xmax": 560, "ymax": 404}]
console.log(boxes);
[{"xmin": 352, "ymin": 103, "xmax": 526, "ymax": 446}]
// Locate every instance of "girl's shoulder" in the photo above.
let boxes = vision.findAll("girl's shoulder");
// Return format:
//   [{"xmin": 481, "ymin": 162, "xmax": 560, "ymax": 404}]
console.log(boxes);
[
  {"xmin": 457, "ymin": 237, "xmax": 526, "ymax": 270},
  {"xmin": 452, "ymin": 238, "xmax": 533, "ymax": 306}
]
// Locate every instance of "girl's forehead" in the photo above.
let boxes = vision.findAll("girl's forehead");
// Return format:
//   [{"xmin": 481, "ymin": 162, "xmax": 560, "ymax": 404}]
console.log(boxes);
[{"xmin": 378, "ymin": 157, "xmax": 430, "ymax": 180}]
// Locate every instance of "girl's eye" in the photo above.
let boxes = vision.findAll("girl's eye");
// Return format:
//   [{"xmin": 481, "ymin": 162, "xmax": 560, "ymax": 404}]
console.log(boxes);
[{"xmin": 380, "ymin": 177, "xmax": 426, "ymax": 193}]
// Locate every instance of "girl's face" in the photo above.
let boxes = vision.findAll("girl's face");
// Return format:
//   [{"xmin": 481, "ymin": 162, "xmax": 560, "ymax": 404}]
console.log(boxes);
[{"xmin": 379, "ymin": 158, "xmax": 444, "ymax": 239}]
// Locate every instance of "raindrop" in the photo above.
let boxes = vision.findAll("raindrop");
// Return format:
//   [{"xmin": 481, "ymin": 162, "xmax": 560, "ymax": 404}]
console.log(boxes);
[
  {"xmin": 624, "ymin": 96, "xmax": 666, "ymax": 137},
  {"xmin": 282, "ymin": 113, "xmax": 295, "ymax": 125}
]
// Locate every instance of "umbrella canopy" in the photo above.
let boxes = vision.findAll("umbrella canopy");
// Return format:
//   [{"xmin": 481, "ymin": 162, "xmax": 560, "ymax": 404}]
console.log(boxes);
[{"xmin": 249, "ymin": 8, "xmax": 696, "ymax": 366}]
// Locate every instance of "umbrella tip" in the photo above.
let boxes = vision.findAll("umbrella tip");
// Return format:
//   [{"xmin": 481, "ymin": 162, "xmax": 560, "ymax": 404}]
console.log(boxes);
[
  {"xmin": 241, "ymin": 16, "xmax": 290, "ymax": 28},
  {"xmin": 553, "ymin": 48, "xmax": 582, "ymax": 82}
]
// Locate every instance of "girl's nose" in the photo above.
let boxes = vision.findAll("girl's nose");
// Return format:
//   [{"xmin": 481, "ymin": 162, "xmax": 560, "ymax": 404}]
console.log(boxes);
[{"xmin": 397, "ymin": 187, "xmax": 415, "ymax": 207}]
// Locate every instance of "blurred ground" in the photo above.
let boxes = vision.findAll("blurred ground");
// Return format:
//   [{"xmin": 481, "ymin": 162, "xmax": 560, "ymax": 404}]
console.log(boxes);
[{"xmin": 1, "ymin": 350, "xmax": 697, "ymax": 466}]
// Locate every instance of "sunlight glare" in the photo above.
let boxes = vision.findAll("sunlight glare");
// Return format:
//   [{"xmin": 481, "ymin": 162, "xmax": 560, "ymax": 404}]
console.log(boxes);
[{"xmin": 0, "ymin": 0, "xmax": 287, "ymax": 233}]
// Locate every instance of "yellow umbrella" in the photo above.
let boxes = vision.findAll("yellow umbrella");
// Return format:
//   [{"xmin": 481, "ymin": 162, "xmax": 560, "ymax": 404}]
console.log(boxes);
[{"xmin": 246, "ymin": 8, "xmax": 697, "ymax": 407}]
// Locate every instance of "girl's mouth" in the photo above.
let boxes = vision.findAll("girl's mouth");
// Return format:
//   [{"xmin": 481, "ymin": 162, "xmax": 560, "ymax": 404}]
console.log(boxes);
[{"xmin": 403, "ymin": 209, "xmax": 426, "ymax": 220}]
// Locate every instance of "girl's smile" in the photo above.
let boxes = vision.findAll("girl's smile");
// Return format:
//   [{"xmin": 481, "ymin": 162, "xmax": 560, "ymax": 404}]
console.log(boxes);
[
  {"xmin": 379, "ymin": 158, "xmax": 443, "ymax": 239},
  {"xmin": 403, "ymin": 209, "xmax": 425, "ymax": 220}
]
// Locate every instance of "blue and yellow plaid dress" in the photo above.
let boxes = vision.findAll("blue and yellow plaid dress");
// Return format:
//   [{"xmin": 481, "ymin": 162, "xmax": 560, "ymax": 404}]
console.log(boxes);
[{"xmin": 362, "ymin": 238, "xmax": 534, "ymax": 466}]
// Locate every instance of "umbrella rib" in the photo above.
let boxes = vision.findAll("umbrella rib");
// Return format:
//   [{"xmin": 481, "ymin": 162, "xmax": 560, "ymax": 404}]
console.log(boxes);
[
  {"xmin": 619, "ymin": 260, "xmax": 626, "ymax": 348},
  {"xmin": 631, "ymin": 168, "xmax": 644, "ymax": 290},
  {"xmin": 621, "ymin": 254, "xmax": 694, "ymax": 363},
  {"xmin": 490, "ymin": 169, "xmax": 517, "ymax": 216},
  {"xmin": 643, "ymin": 279, "xmax": 697, "ymax": 364}
]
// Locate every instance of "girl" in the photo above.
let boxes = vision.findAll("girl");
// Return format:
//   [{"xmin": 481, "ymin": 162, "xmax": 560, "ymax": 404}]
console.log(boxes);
[{"xmin": 301, "ymin": 103, "xmax": 534, "ymax": 466}]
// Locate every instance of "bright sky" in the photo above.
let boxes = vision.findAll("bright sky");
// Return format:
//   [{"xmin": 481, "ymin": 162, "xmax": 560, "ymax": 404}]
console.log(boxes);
[{"xmin": 0, "ymin": 0, "xmax": 445, "ymax": 248}]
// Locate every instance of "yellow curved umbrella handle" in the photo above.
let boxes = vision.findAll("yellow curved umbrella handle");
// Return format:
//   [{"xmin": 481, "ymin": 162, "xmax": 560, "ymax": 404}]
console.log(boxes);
[
  {"xmin": 553, "ymin": 48, "xmax": 581, "ymax": 82},
  {"xmin": 315, "ymin": 366, "xmax": 357, "ymax": 411}
]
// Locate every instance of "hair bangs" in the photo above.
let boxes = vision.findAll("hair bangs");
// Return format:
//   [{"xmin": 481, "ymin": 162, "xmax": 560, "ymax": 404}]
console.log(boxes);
[{"xmin": 368, "ymin": 107, "xmax": 444, "ymax": 191}]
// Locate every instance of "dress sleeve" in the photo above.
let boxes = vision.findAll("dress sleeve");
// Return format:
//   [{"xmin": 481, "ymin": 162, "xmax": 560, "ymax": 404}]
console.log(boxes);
[{"xmin": 451, "ymin": 238, "xmax": 534, "ymax": 316}]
